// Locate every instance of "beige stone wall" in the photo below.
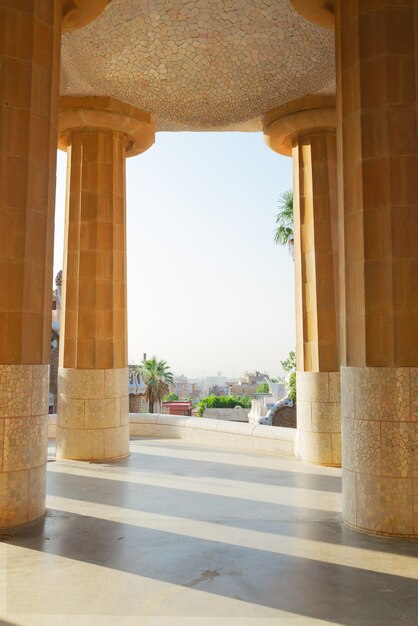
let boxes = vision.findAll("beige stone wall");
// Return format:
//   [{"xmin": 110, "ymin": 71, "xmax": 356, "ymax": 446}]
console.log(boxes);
[
  {"xmin": 0, "ymin": 365, "xmax": 49, "ymax": 527},
  {"xmin": 56, "ymin": 367, "xmax": 129, "ymax": 461},
  {"xmin": 297, "ymin": 371, "xmax": 341, "ymax": 466}
]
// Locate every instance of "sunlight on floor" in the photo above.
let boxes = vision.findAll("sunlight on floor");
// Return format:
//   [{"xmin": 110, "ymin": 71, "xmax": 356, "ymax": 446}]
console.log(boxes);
[{"xmin": 1, "ymin": 439, "xmax": 417, "ymax": 626}]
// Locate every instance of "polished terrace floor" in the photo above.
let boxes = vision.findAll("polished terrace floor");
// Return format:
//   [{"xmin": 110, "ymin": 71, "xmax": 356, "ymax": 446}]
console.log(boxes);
[{"xmin": 1, "ymin": 439, "xmax": 418, "ymax": 626}]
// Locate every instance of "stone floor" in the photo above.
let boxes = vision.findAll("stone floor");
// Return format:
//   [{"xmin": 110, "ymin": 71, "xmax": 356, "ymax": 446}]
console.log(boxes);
[{"xmin": 1, "ymin": 438, "xmax": 418, "ymax": 626}]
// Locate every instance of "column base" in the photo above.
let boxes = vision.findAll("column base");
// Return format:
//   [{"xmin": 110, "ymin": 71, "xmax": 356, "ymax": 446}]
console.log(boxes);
[
  {"xmin": 297, "ymin": 371, "xmax": 341, "ymax": 467},
  {"xmin": 56, "ymin": 368, "xmax": 129, "ymax": 461},
  {"xmin": 342, "ymin": 366, "xmax": 418, "ymax": 537},
  {"xmin": 0, "ymin": 365, "xmax": 49, "ymax": 528}
]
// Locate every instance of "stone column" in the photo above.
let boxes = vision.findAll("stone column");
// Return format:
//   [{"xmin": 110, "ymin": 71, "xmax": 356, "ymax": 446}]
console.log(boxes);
[
  {"xmin": 0, "ymin": 1, "xmax": 111, "ymax": 529},
  {"xmin": 335, "ymin": 0, "xmax": 418, "ymax": 536},
  {"xmin": 56, "ymin": 97, "xmax": 154, "ymax": 461},
  {"xmin": 264, "ymin": 96, "xmax": 341, "ymax": 466}
]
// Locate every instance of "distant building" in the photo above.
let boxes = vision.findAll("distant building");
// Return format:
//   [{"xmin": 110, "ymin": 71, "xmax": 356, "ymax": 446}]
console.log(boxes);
[
  {"xmin": 242, "ymin": 370, "xmax": 269, "ymax": 385},
  {"xmin": 162, "ymin": 401, "xmax": 192, "ymax": 416},
  {"xmin": 208, "ymin": 384, "xmax": 230, "ymax": 396},
  {"xmin": 171, "ymin": 375, "xmax": 202, "ymax": 401},
  {"xmin": 49, "ymin": 271, "xmax": 62, "ymax": 413},
  {"xmin": 229, "ymin": 383, "xmax": 258, "ymax": 397},
  {"xmin": 128, "ymin": 367, "xmax": 146, "ymax": 413}
]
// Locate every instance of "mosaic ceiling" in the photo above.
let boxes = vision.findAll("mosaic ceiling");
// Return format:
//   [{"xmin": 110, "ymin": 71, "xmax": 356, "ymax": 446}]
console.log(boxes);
[{"xmin": 61, "ymin": 0, "xmax": 335, "ymax": 131}]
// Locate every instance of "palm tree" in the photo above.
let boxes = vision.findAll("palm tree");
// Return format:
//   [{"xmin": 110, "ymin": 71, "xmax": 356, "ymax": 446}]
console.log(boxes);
[
  {"xmin": 274, "ymin": 190, "xmax": 294, "ymax": 252},
  {"xmin": 139, "ymin": 357, "xmax": 174, "ymax": 414}
]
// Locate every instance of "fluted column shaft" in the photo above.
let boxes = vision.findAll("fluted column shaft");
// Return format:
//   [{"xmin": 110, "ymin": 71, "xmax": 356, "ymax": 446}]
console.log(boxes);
[
  {"xmin": 336, "ymin": 0, "xmax": 418, "ymax": 536},
  {"xmin": 57, "ymin": 128, "xmax": 129, "ymax": 460},
  {"xmin": 56, "ymin": 97, "xmax": 154, "ymax": 461},
  {"xmin": 264, "ymin": 96, "xmax": 341, "ymax": 467},
  {"xmin": 293, "ymin": 129, "xmax": 341, "ymax": 466},
  {"xmin": 0, "ymin": 0, "xmax": 62, "ymax": 528}
]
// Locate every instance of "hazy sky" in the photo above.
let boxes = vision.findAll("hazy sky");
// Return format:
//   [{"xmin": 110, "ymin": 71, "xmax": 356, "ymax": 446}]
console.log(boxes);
[{"xmin": 54, "ymin": 132, "xmax": 295, "ymax": 379}]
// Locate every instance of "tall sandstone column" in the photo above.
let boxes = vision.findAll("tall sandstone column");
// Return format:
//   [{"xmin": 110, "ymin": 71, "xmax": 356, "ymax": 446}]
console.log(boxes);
[
  {"xmin": 264, "ymin": 96, "xmax": 341, "ymax": 466},
  {"xmin": 0, "ymin": 0, "xmax": 112, "ymax": 528},
  {"xmin": 56, "ymin": 97, "xmax": 154, "ymax": 461},
  {"xmin": 335, "ymin": 0, "xmax": 418, "ymax": 536}
]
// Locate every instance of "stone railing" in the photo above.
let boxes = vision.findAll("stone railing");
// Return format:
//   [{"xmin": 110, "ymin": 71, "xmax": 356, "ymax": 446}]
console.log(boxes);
[
  {"xmin": 48, "ymin": 413, "xmax": 296, "ymax": 457},
  {"xmin": 202, "ymin": 407, "xmax": 250, "ymax": 422}
]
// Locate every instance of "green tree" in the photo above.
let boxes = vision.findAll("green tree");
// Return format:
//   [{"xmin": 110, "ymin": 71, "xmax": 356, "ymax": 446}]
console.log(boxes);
[
  {"xmin": 280, "ymin": 350, "xmax": 296, "ymax": 403},
  {"xmin": 163, "ymin": 392, "xmax": 179, "ymax": 402},
  {"xmin": 256, "ymin": 382, "xmax": 270, "ymax": 393},
  {"xmin": 197, "ymin": 395, "xmax": 252, "ymax": 417},
  {"xmin": 274, "ymin": 190, "xmax": 294, "ymax": 249},
  {"xmin": 139, "ymin": 357, "xmax": 174, "ymax": 413}
]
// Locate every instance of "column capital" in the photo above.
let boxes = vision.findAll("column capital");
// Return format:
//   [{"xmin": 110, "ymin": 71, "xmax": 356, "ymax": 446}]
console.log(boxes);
[
  {"xmin": 58, "ymin": 96, "xmax": 155, "ymax": 157},
  {"xmin": 263, "ymin": 95, "xmax": 336, "ymax": 156},
  {"xmin": 290, "ymin": 0, "xmax": 335, "ymax": 30},
  {"xmin": 62, "ymin": 0, "xmax": 113, "ymax": 34}
]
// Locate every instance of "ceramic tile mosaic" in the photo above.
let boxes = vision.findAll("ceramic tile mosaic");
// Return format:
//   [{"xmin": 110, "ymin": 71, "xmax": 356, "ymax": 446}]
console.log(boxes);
[
  {"xmin": 342, "ymin": 416, "xmax": 380, "ymax": 475},
  {"xmin": 341, "ymin": 468, "xmax": 356, "ymax": 527},
  {"xmin": 3, "ymin": 415, "xmax": 48, "ymax": 472},
  {"xmin": 60, "ymin": 0, "xmax": 335, "ymax": 131},
  {"xmin": 0, "ymin": 365, "xmax": 33, "ymax": 418},
  {"xmin": 411, "ymin": 368, "xmax": 418, "ymax": 421},
  {"xmin": 353, "ymin": 367, "xmax": 410, "ymax": 422},
  {"xmin": 31, "ymin": 366, "xmax": 50, "ymax": 416},
  {"xmin": 0, "ymin": 365, "xmax": 49, "ymax": 527},
  {"xmin": 355, "ymin": 473, "xmax": 414, "ymax": 537},
  {"xmin": 28, "ymin": 465, "xmax": 47, "ymax": 521},
  {"xmin": 0, "ymin": 469, "xmax": 30, "ymax": 527},
  {"xmin": 341, "ymin": 367, "xmax": 418, "ymax": 536},
  {"xmin": 381, "ymin": 422, "xmax": 418, "ymax": 479}
]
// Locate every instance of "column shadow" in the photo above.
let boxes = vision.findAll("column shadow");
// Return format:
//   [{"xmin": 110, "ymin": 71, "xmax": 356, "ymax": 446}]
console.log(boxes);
[{"xmin": 3, "ymin": 509, "xmax": 418, "ymax": 626}]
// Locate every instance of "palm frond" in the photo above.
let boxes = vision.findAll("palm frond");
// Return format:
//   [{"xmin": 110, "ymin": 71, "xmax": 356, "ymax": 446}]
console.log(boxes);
[
  {"xmin": 274, "ymin": 190, "xmax": 294, "ymax": 249},
  {"xmin": 139, "ymin": 355, "xmax": 174, "ymax": 405}
]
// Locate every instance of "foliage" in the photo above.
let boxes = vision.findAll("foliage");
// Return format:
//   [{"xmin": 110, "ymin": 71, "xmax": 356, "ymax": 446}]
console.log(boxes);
[
  {"xmin": 281, "ymin": 350, "xmax": 296, "ymax": 374},
  {"xmin": 280, "ymin": 350, "xmax": 296, "ymax": 403},
  {"xmin": 163, "ymin": 392, "xmax": 179, "ymax": 402},
  {"xmin": 286, "ymin": 372, "xmax": 297, "ymax": 403},
  {"xmin": 274, "ymin": 190, "xmax": 294, "ymax": 249},
  {"xmin": 197, "ymin": 395, "xmax": 252, "ymax": 417},
  {"xmin": 256, "ymin": 382, "xmax": 270, "ymax": 394},
  {"xmin": 139, "ymin": 356, "xmax": 174, "ymax": 413}
]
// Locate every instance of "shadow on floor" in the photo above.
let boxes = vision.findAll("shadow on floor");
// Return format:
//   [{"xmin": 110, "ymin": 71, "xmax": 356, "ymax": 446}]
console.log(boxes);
[
  {"xmin": 113, "ymin": 447, "xmax": 342, "ymax": 493},
  {"xmin": 4, "ymin": 509, "xmax": 418, "ymax": 626}
]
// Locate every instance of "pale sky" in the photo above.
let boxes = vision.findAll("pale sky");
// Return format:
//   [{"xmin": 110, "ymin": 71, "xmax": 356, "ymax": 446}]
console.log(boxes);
[{"xmin": 54, "ymin": 132, "xmax": 295, "ymax": 380}]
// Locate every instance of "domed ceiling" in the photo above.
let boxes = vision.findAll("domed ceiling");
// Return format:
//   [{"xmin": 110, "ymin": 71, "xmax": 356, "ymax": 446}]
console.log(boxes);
[{"xmin": 61, "ymin": 0, "xmax": 335, "ymax": 131}]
